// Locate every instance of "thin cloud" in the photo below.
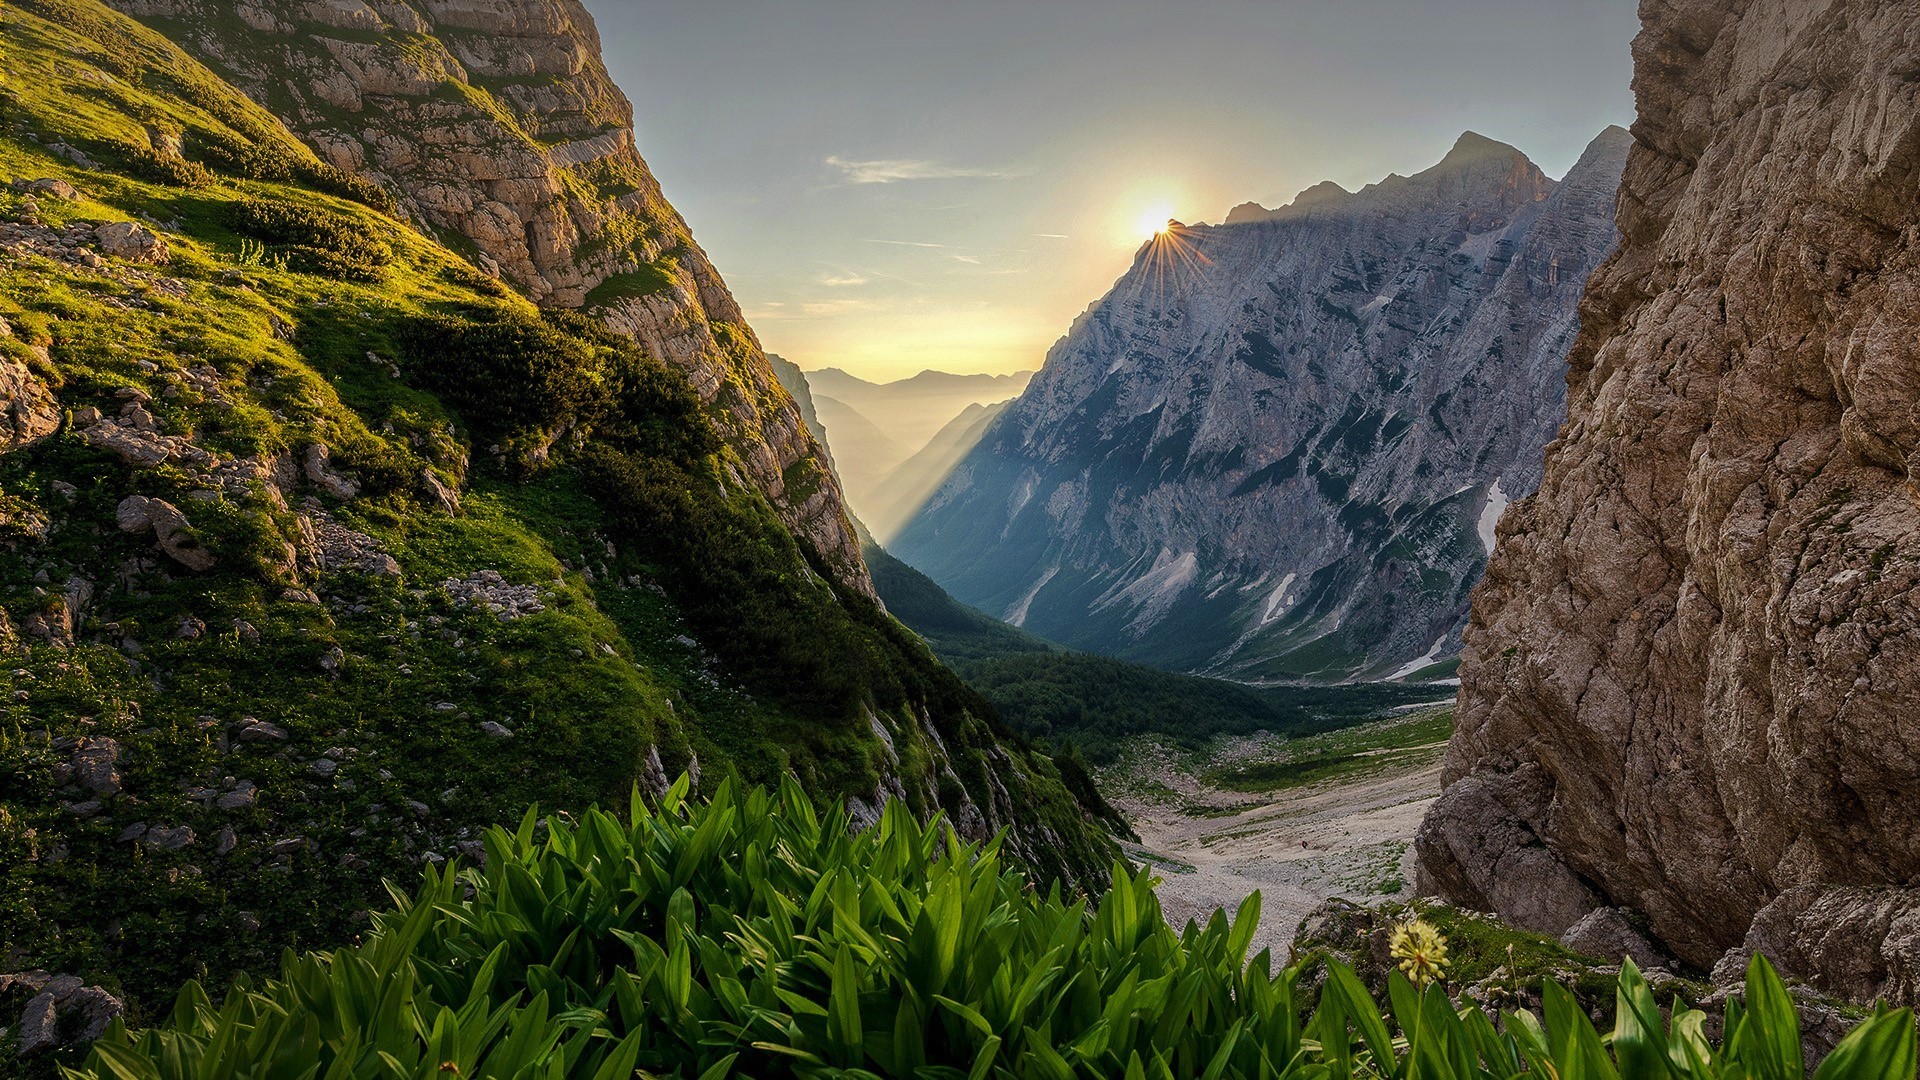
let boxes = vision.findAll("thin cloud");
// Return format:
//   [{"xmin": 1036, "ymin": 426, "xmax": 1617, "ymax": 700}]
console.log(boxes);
[
  {"xmin": 826, "ymin": 155, "xmax": 1029, "ymax": 184},
  {"xmin": 860, "ymin": 238, "xmax": 1029, "ymax": 256},
  {"xmin": 820, "ymin": 272, "xmax": 869, "ymax": 287},
  {"xmin": 1033, "ymin": 233, "xmax": 1070, "ymax": 239}
]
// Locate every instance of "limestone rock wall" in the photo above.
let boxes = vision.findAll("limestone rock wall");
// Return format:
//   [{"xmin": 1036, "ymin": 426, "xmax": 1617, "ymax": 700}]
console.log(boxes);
[
  {"xmin": 105, "ymin": 0, "xmax": 869, "ymax": 592},
  {"xmin": 1418, "ymin": 0, "xmax": 1920, "ymax": 998}
]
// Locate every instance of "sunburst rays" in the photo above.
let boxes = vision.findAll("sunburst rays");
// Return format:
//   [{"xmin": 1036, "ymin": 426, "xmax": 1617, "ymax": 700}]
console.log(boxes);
[{"xmin": 1135, "ymin": 222, "xmax": 1214, "ymax": 305}]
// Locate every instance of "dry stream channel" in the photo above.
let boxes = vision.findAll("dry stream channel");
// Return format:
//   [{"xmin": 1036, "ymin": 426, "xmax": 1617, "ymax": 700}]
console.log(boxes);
[{"xmin": 1097, "ymin": 705, "xmax": 1454, "ymax": 959}]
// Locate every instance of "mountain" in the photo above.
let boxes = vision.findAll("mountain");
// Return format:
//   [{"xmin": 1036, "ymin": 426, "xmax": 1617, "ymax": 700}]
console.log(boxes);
[
  {"xmin": 804, "ymin": 367, "xmax": 1033, "ymax": 459},
  {"xmin": 769, "ymin": 353, "xmax": 832, "ymax": 471},
  {"xmin": 799, "ymin": 367, "xmax": 1032, "ymax": 524},
  {"xmin": 893, "ymin": 129, "xmax": 1630, "ymax": 681},
  {"xmin": 1418, "ymin": 0, "xmax": 1920, "ymax": 1001},
  {"xmin": 0, "ymin": 0, "xmax": 1113, "ymax": 1028},
  {"xmin": 810, "ymin": 394, "xmax": 903, "ymax": 502},
  {"xmin": 864, "ymin": 401, "xmax": 1008, "ymax": 542},
  {"xmin": 865, "ymin": 545, "xmax": 1447, "ymax": 760}
]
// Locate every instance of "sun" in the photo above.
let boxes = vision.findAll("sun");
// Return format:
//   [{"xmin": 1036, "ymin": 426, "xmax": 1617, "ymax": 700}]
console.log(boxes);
[{"xmin": 1132, "ymin": 202, "xmax": 1176, "ymax": 242}]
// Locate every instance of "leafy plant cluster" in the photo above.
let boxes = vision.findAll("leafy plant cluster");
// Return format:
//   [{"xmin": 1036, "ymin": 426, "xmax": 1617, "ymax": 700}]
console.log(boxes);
[
  {"xmin": 396, "ymin": 306, "xmax": 717, "ymax": 468},
  {"xmin": 70, "ymin": 779, "xmax": 1918, "ymax": 1080},
  {"xmin": 189, "ymin": 128, "xmax": 395, "ymax": 212},
  {"xmin": 224, "ymin": 196, "xmax": 392, "ymax": 281},
  {"xmin": 111, "ymin": 139, "xmax": 215, "ymax": 188}
]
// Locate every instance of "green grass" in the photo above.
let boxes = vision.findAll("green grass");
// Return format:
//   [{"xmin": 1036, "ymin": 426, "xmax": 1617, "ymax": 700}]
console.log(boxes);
[
  {"xmin": 1207, "ymin": 710, "xmax": 1453, "ymax": 793},
  {"xmin": 583, "ymin": 259, "xmax": 677, "ymax": 307},
  {"xmin": 58, "ymin": 780, "xmax": 1920, "ymax": 1080}
]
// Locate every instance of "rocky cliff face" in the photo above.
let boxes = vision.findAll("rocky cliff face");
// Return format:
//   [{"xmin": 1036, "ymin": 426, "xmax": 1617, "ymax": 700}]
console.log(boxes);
[
  {"xmin": 103, "ymin": 0, "xmax": 868, "ymax": 592},
  {"xmin": 893, "ymin": 131, "xmax": 1628, "ymax": 680},
  {"xmin": 1418, "ymin": 0, "xmax": 1920, "ymax": 1001},
  {"xmin": 0, "ymin": 1, "xmax": 1115, "ymax": 1031}
]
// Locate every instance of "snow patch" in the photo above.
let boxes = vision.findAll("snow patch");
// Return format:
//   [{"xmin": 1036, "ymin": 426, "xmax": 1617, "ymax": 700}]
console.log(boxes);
[
  {"xmin": 1259, "ymin": 573, "xmax": 1297, "ymax": 624},
  {"xmin": 1004, "ymin": 565, "xmax": 1058, "ymax": 627},
  {"xmin": 1005, "ymin": 473, "xmax": 1037, "ymax": 523},
  {"xmin": 1386, "ymin": 635, "xmax": 1448, "ymax": 681},
  {"xmin": 1477, "ymin": 478, "xmax": 1509, "ymax": 554},
  {"xmin": 1093, "ymin": 550, "xmax": 1200, "ymax": 635}
]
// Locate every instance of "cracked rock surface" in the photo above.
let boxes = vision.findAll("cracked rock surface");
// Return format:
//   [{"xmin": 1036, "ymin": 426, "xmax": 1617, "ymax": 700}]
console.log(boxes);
[{"xmin": 1418, "ymin": 0, "xmax": 1920, "ymax": 1000}]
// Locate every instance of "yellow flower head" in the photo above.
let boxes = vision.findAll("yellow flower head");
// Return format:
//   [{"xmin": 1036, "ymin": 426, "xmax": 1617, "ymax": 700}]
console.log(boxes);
[{"xmin": 1388, "ymin": 917, "xmax": 1449, "ymax": 988}]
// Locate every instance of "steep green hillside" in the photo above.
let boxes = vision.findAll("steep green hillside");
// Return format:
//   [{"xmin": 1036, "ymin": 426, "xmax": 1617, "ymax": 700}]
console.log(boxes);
[
  {"xmin": 867, "ymin": 545, "xmax": 1448, "ymax": 761},
  {"xmin": 0, "ymin": 0, "xmax": 1112, "ymax": 1042}
]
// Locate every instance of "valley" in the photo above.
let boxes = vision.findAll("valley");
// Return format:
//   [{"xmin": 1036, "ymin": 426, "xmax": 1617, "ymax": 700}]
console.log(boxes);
[
  {"xmin": 1100, "ymin": 705, "xmax": 1453, "ymax": 959},
  {"xmin": 5, "ymin": 0, "xmax": 1920, "ymax": 1074}
]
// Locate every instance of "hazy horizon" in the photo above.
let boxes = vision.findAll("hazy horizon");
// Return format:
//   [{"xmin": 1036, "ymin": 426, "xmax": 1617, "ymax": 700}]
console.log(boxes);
[{"xmin": 587, "ymin": 0, "xmax": 1637, "ymax": 381}]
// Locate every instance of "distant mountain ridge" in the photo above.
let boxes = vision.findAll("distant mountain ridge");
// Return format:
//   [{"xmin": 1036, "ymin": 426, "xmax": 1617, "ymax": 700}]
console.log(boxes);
[
  {"xmin": 895, "ymin": 128, "xmax": 1631, "ymax": 681},
  {"xmin": 782, "ymin": 365, "xmax": 1033, "ymax": 536},
  {"xmin": 864, "ymin": 402, "xmax": 1010, "ymax": 542}
]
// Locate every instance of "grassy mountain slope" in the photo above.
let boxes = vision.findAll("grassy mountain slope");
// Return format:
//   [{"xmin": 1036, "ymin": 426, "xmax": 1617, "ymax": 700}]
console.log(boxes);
[
  {"xmin": 0, "ymin": 0, "xmax": 1111, "ymax": 1043},
  {"xmin": 866, "ymin": 545, "xmax": 1449, "ymax": 761}
]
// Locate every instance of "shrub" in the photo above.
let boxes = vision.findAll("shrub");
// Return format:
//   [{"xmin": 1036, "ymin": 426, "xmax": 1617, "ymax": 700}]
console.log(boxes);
[
  {"xmin": 189, "ymin": 127, "xmax": 300, "ymax": 180},
  {"xmin": 396, "ymin": 307, "xmax": 717, "ymax": 464},
  {"xmin": 225, "ymin": 196, "xmax": 391, "ymax": 281},
  {"xmin": 298, "ymin": 161, "xmax": 395, "ymax": 215},
  {"xmin": 70, "ymin": 778, "xmax": 1920, "ymax": 1080},
  {"xmin": 440, "ymin": 260, "xmax": 510, "ymax": 297},
  {"xmin": 113, "ymin": 140, "xmax": 215, "ymax": 188},
  {"xmin": 192, "ymin": 129, "xmax": 396, "ymax": 213}
]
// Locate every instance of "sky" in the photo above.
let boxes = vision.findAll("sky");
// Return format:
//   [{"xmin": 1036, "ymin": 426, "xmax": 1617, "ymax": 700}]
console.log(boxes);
[{"xmin": 585, "ymin": 1, "xmax": 1639, "ymax": 382}]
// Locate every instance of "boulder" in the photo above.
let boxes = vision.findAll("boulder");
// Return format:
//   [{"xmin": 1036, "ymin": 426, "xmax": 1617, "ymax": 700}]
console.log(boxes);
[
  {"xmin": 419, "ymin": 466, "xmax": 461, "ymax": 513},
  {"xmin": 14, "ymin": 178, "xmax": 78, "ymax": 201},
  {"xmin": 302, "ymin": 443, "xmax": 359, "ymax": 500},
  {"xmin": 1559, "ymin": 907, "xmax": 1669, "ymax": 970},
  {"xmin": 0, "ymin": 357, "xmax": 59, "ymax": 452},
  {"xmin": 115, "ymin": 495, "xmax": 217, "ymax": 571},
  {"xmin": 216, "ymin": 781, "xmax": 257, "ymax": 810},
  {"xmin": 69, "ymin": 736, "xmax": 121, "ymax": 796},
  {"xmin": 235, "ymin": 719, "xmax": 288, "ymax": 743},
  {"xmin": 92, "ymin": 220, "xmax": 169, "ymax": 263},
  {"xmin": 10, "ymin": 975, "xmax": 124, "ymax": 1057},
  {"xmin": 145, "ymin": 825, "xmax": 195, "ymax": 850}
]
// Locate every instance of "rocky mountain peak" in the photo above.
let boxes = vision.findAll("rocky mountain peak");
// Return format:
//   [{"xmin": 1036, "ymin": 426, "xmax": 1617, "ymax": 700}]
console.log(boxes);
[
  {"xmin": 1225, "ymin": 180, "xmax": 1352, "ymax": 225},
  {"xmin": 894, "ymin": 128, "xmax": 1628, "ymax": 680},
  {"xmin": 1435, "ymin": 129, "xmax": 1526, "ymax": 169}
]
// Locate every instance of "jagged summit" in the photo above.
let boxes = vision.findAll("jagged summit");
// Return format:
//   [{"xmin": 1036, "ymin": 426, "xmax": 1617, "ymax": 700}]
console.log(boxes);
[
  {"xmin": 1292, "ymin": 179, "xmax": 1351, "ymax": 207},
  {"xmin": 1435, "ymin": 129, "xmax": 1528, "ymax": 169},
  {"xmin": 1572, "ymin": 124, "xmax": 1634, "ymax": 169},
  {"xmin": 1226, "ymin": 179, "xmax": 1353, "ymax": 224},
  {"xmin": 895, "ymin": 128, "xmax": 1630, "ymax": 681}
]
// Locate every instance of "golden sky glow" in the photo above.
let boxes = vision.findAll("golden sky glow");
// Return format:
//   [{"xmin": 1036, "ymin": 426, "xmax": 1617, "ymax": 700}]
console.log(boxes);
[
  {"xmin": 587, "ymin": 1, "xmax": 1637, "ymax": 381},
  {"xmin": 1130, "ymin": 201, "xmax": 1177, "ymax": 244}
]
